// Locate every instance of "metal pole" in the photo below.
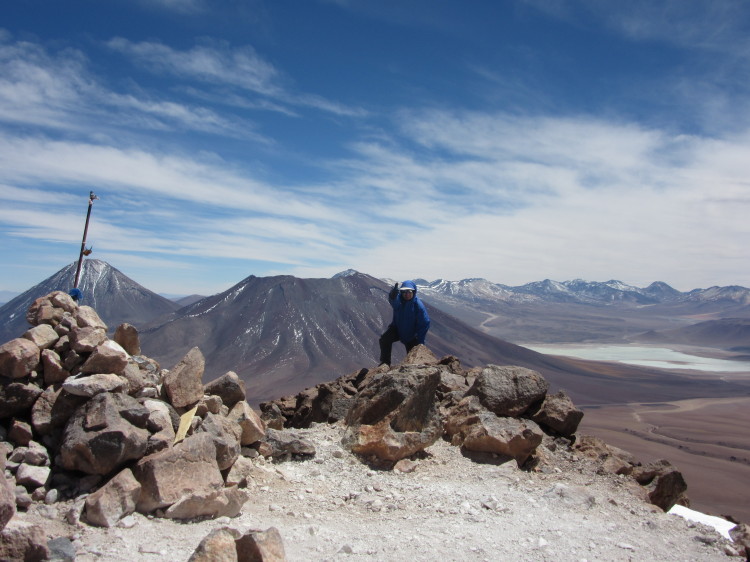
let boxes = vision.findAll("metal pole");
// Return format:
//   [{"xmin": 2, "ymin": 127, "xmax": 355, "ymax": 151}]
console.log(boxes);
[{"xmin": 73, "ymin": 191, "xmax": 98, "ymax": 289}]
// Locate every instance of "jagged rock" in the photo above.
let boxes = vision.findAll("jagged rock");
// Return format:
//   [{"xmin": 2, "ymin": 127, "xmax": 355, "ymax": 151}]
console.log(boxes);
[
  {"xmin": 729, "ymin": 523, "xmax": 750, "ymax": 558},
  {"xmin": 41, "ymin": 348, "xmax": 69, "ymax": 385},
  {"xmin": 114, "ymin": 323, "xmax": 141, "ymax": 356},
  {"xmin": 0, "ymin": 338, "xmax": 41, "ymax": 379},
  {"xmin": 164, "ymin": 485, "xmax": 249, "ymax": 519},
  {"xmin": 163, "ymin": 347, "xmax": 205, "ymax": 408},
  {"xmin": 188, "ymin": 527, "xmax": 241, "ymax": 562},
  {"xmin": 403, "ymin": 344, "xmax": 439, "ymax": 366},
  {"xmin": 31, "ymin": 384, "xmax": 87, "ymax": 436},
  {"xmin": 259, "ymin": 428, "xmax": 315, "ymax": 460},
  {"xmin": 69, "ymin": 326, "xmax": 107, "ymax": 353},
  {"xmin": 199, "ymin": 413, "xmax": 242, "ymax": 470},
  {"xmin": 204, "ymin": 371, "xmax": 246, "ymax": 410},
  {"xmin": 133, "ymin": 432, "xmax": 224, "ymax": 514},
  {"xmin": 0, "ymin": 380, "xmax": 43, "ymax": 419},
  {"xmin": 119, "ymin": 360, "xmax": 151, "ymax": 396},
  {"xmin": 143, "ymin": 399, "xmax": 177, "ymax": 454},
  {"xmin": 631, "ymin": 459, "xmax": 687, "ymax": 511},
  {"xmin": 0, "ymin": 519, "xmax": 50, "ymax": 561},
  {"xmin": 74, "ymin": 305, "xmax": 107, "ymax": 330},
  {"xmin": 259, "ymin": 402, "xmax": 286, "ymax": 430},
  {"xmin": 22, "ymin": 324, "xmax": 59, "ymax": 350},
  {"xmin": 228, "ymin": 401, "xmax": 266, "ymax": 446},
  {"xmin": 1, "ymin": 474, "xmax": 15, "ymax": 531},
  {"xmin": 80, "ymin": 340, "xmax": 130, "ymax": 376},
  {"xmin": 529, "ymin": 390, "xmax": 584, "ymax": 437},
  {"xmin": 235, "ymin": 527, "xmax": 287, "ymax": 562},
  {"xmin": 62, "ymin": 373, "xmax": 128, "ymax": 397},
  {"xmin": 342, "ymin": 366, "xmax": 442, "ymax": 462},
  {"xmin": 8, "ymin": 419, "xmax": 33, "ymax": 446},
  {"xmin": 59, "ymin": 392, "xmax": 150, "ymax": 475},
  {"xmin": 445, "ymin": 396, "xmax": 543, "ymax": 466},
  {"xmin": 84, "ymin": 468, "xmax": 141, "ymax": 527},
  {"xmin": 466, "ymin": 365, "xmax": 549, "ymax": 417}
]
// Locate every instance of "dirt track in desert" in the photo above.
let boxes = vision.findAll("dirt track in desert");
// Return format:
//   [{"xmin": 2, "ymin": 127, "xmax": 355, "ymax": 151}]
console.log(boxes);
[{"xmin": 580, "ymin": 396, "xmax": 750, "ymax": 523}]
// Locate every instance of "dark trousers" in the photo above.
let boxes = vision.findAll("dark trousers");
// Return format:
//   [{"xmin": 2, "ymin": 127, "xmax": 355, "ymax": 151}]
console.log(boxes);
[{"xmin": 379, "ymin": 324, "xmax": 418, "ymax": 365}]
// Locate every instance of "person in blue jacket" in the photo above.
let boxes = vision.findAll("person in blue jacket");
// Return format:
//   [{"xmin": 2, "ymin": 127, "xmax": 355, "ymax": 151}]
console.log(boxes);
[{"xmin": 378, "ymin": 279, "xmax": 431, "ymax": 366}]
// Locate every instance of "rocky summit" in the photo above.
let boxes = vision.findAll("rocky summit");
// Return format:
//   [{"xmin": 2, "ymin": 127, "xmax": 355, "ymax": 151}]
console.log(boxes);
[{"xmin": 1, "ymin": 292, "xmax": 748, "ymax": 561}]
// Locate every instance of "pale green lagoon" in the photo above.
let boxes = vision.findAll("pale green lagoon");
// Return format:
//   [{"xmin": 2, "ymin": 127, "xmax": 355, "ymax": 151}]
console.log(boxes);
[{"xmin": 523, "ymin": 344, "xmax": 750, "ymax": 373}]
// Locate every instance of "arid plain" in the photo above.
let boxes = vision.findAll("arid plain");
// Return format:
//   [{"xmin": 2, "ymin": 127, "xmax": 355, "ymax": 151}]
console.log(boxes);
[{"xmin": 580, "ymin": 389, "xmax": 750, "ymax": 523}]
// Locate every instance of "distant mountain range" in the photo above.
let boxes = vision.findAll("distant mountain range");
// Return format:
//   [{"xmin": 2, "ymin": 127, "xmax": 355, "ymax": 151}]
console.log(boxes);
[{"xmin": 3, "ymin": 261, "xmax": 750, "ymax": 406}]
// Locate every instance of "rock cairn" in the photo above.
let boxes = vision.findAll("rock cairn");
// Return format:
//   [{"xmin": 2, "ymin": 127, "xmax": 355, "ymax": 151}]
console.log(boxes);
[{"xmin": 1, "ymin": 291, "xmax": 291, "ymax": 561}]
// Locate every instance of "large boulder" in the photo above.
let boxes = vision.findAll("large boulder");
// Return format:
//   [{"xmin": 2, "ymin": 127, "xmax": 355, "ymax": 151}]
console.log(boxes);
[
  {"xmin": 445, "ymin": 396, "xmax": 544, "ymax": 466},
  {"xmin": 133, "ymin": 432, "xmax": 224, "ymax": 514},
  {"xmin": 228, "ymin": 401, "xmax": 266, "ymax": 446},
  {"xmin": 59, "ymin": 392, "xmax": 150, "ymax": 475},
  {"xmin": 342, "ymin": 366, "xmax": 442, "ymax": 462},
  {"xmin": 199, "ymin": 413, "xmax": 242, "ymax": 470},
  {"xmin": 631, "ymin": 459, "xmax": 688, "ymax": 511},
  {"xmin": 0, "ymin": 520, "xmax": 50, "ymax": 561},
  {"xmin": 22, "ymin": 324, "xmax": 59, "ymax": 350},
  {"xmin": 80, "ymin": 340, "xmax": 130, "ymax": 376},
  {"xmin": 0, "ymin": 338, "xmax": 41, "ymax": 379},
  {"xmin": 84, "ymin": 468, "xmax": 141, "ymax": 527},
  {"xmin": 529, "ymin": 390, "xmax": 584, "ymax": 437},
  {"xmin": 163, "ymin": 347, "xmax": 205, "ymax": 408},
  {"xmin": 204, "ymin": 371, "xmax": 246, "ymax": 410},
  {"xmin": 465, "ymin": 365, "xmax": 549, "ymax": 417}
]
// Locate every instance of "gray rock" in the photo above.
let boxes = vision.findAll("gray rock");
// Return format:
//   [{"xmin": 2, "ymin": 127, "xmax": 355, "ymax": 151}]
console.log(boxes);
[
  {"xmin": 466, "ymin": 365, "xmax": 549, "ymax": 417},
  {"xmin": 59, "ymin": 392, "xmax": 150, "ymax": 475},
  {"xmin": 204, "ymin": 371, "xmax": 246, "ymax": 409}
]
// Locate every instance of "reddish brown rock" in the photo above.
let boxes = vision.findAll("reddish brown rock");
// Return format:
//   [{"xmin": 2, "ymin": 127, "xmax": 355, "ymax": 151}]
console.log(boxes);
[
  {"xmin": 163, "ymin": 347, "xmax": 205, "ymax": 408},
  {"xmin": 114, "ymin": 323, "xmax": 141, "ymax": 356},
  {"xmin": 228, "ymin": 401, "xmax": 266, "ymax": 446},
  {"xmin": 0, "ymin": 338, "xmax": 40, "ymax": 379},
  {"xmin": 188, "ymin": 527, "xmax": 241, "ymax": 562},
  {"xmin": 41, "ymin": 348, "xmax": 69, "ymax": 385},
  {"xmin": 235, "ymin": 527, "xmax": 287, "ymax": 562},
  {"xmin": 80, "ymin": 340, "xmax": 130, "ymax": 376},
  {"xmin": 342, "ymin": 366, "xmax": 442, "ymax": 462},
  {"xmin": 84, "ymin": 468, "xmax": 141, "ymax": 527},
  {"xmin": 204, "ymin": 371, "xmax": 246, "ymax": 410},
  {"xmin": 133, "ymin": 433, "xmax": 224, "ymax": 514},
  {"xmin": 529, "ymin": 390, "xmax": 583, "ymax": 438},
  {"xmin": 22, "ymin": 324, "xmax": 59, "ymax": 350},
  {"xmin": 0, "ymin": 520, "xmax": 50, "ymax": 561}
]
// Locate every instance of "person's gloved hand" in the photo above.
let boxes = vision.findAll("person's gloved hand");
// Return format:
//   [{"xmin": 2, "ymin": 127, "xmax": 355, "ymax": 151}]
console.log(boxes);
[{"xmin": 389, "ymin": 283, "xmax": 398, "ymax": 300}]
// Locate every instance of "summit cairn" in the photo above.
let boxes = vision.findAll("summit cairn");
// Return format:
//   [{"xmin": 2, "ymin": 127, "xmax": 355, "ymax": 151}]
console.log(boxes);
[{"xmin": 0, "ymin": 291, "xmax": 287, "ymax": 561}]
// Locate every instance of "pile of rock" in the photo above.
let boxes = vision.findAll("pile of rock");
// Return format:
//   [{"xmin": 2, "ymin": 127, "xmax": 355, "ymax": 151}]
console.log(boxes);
[
  {"xmin": 261, "ymin": 345, "xmax": 689, "ymax": 513},
  {"xmin": 1, "ymin": 291, "xmax": 294, "ymax": 560}
]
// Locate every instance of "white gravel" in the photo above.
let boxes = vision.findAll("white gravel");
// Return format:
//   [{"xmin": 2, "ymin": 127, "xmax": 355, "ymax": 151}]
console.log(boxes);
[{"xmin": 17, "ymin": 422, "xmax": 737, "ymax": 561}]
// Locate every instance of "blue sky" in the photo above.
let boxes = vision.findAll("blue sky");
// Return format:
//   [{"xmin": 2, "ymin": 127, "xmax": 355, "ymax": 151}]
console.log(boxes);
[{"xmin": 1, "ymin": 0, "xmax": 749, "ymax": 296}]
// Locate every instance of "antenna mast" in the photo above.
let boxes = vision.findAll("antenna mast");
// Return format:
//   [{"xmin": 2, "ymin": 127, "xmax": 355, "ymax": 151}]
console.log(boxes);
[{"xmin": 73, "ymin": 191, "xmax": 98, "ymax": 290}]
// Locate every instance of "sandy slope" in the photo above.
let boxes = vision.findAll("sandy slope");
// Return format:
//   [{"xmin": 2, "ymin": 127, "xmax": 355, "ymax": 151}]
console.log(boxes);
[
  {"xmin": 581, "ymin": 396, "xmax": 750, "ymax": 524},
  {"xmin": 15, "ymin": 423, "xmax": 737, "ymax": 561}
]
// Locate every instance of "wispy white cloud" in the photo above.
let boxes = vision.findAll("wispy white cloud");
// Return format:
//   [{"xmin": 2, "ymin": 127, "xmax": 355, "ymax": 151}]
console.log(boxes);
[{"xmin": 106, "ymin": 38, "xmax": 368, "ymax": 117}]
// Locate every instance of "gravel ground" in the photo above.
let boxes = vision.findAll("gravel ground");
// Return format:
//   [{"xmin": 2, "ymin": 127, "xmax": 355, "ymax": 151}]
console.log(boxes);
[{"xmin": 16, "ymin": 423, "xmax": 738, "ymax": 561}]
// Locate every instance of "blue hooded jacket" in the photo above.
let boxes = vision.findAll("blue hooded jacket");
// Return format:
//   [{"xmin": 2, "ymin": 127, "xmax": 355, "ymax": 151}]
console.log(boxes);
[{"xmin": 389, "ymin": 280, "xmax": 431, "ymax": 344}]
